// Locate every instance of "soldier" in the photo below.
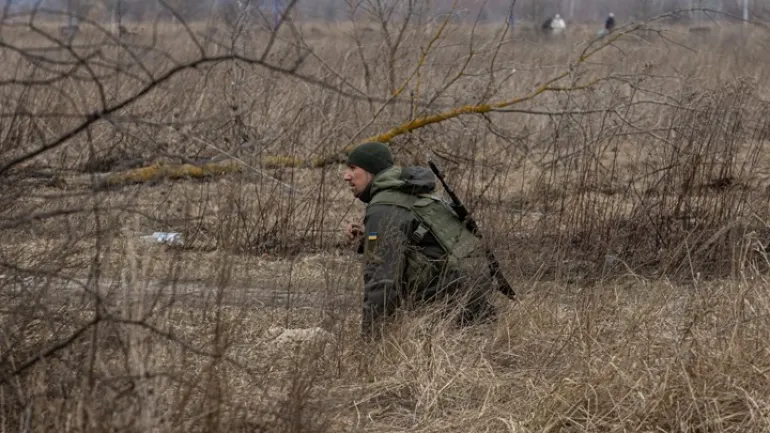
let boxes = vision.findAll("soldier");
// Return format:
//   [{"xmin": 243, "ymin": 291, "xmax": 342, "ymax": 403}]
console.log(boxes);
[{"xmin": 343, "ymin": 142, "xmax": 497, "ymax": 339}]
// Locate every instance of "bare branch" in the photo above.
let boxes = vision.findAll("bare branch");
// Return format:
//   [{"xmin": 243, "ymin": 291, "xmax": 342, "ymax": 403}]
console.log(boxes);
[{"xmin": 0, "ymin": 316, "xmax": 100, "ymax": 385}]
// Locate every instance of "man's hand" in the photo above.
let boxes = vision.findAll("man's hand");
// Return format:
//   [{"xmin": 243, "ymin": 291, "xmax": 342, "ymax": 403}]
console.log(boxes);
[{"xmin": 346, "ymin": 222, "xmax": 364, "ymax": 244}]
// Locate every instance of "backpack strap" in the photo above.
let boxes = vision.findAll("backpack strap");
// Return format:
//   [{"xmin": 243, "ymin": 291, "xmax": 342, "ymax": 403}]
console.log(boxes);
[
  {"xmin": 368, "ymin": 190, "xmax": 483, "ymax": 261},
  {"xmin": 369, "ymin": 191, "xmax": 439, "ymax": 245},
  {"xmin": 368, "ymin": 190, "xmax": 417, "ymax": 209}
]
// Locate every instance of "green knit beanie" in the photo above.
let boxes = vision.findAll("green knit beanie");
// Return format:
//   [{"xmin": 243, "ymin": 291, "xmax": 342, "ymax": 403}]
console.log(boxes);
[{"xmin": 346, "ymin": 142, "xmax": 394, "ymax": 175}]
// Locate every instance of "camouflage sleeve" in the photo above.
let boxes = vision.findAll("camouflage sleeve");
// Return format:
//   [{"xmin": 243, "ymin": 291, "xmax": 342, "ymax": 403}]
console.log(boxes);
[{"xmin": 360, "ymin": 203, "xmax": 414, "ymax": 338}]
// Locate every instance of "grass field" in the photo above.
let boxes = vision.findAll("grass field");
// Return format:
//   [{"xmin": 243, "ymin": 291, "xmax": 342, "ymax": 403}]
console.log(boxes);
[{"xmin": 2, "ymin": 8, "xmax": 770, "ymax": 432}]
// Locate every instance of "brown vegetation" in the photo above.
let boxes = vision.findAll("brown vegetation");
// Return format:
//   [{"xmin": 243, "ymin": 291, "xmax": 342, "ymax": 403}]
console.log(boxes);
[{"xmin": 2, "ymin": 3, "xmax": 770, "ymax": 432}]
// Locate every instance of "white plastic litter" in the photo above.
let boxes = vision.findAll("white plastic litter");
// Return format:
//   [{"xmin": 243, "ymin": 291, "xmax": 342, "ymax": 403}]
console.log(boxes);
[{"xmin": 140, "ymin": 232, "xmax": 184, "ymax": 246}]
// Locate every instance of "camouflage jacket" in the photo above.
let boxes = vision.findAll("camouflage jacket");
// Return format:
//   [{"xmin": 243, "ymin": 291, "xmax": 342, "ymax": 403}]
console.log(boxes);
[{"xmin": 356, "ymin": 166, "xmax": 491, "ymax": 337}]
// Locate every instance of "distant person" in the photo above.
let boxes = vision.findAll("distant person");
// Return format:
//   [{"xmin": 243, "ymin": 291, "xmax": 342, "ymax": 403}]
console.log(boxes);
[
  {"xmin": 605, "ymin": 12, "xmax": 616, "ymax": 32},
  {"xmin": 598, "ymin": 12, "xmax": 615, "ymax": 38},
  {"xmin": 551, "ymin": 14, "xmax": 566, "ymax": 34},
  {"xmin": 541, "ymin": 13, "xmax": 566, "ymax": 35}
]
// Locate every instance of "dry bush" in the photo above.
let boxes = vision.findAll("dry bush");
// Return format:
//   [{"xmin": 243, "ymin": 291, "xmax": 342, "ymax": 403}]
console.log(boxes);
[{"xmin": 2, "ymin": 2, "xmax": 770, "ymax": 432}]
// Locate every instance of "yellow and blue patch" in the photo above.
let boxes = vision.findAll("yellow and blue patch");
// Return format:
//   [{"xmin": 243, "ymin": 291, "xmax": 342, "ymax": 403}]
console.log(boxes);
[{"xmin": 364, "ymin": 232, "xmax": 379, "ymax": 257}]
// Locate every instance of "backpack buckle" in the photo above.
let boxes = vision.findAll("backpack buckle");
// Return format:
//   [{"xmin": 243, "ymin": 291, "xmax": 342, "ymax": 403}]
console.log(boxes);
[{"xmin": 411, "ymin": 223, "xmax": 430, "ymax": 243}]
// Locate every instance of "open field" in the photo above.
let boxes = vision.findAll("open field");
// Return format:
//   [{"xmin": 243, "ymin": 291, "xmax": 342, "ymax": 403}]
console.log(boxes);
[{"xmin": 3, "ymin": 6, "xmax": 770, "ymax": 432}]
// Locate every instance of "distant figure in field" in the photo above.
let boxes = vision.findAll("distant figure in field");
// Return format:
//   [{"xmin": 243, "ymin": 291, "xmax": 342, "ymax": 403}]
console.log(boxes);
[
  {"xmin": 542, "ymin": 14, "xmax": 566, "ymax": 35},
  {"xmin": 598, "ymin": 12, "xmax": 615, "ymax": 38},
  {"xmin": 605, "ymin": 12, "xmax": 616, "ymax": 32}
]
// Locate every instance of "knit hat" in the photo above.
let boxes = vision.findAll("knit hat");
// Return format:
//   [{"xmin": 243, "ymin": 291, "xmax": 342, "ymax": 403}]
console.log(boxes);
[{"xmin": 346, "ymin": 142, "xmax": 394, "ymax": 175}]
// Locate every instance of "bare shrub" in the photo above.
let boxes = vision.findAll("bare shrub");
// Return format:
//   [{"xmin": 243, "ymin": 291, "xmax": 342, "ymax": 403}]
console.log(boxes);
[{"xmin": 2, "ymin": 1, "xmax": 770, "ymax": 432}]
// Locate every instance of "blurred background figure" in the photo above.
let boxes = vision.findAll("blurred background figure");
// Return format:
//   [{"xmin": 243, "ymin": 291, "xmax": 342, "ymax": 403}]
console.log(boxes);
[
  {"xmin": 541, "ymin": 15, "xmax": 553, "ymax": 32},
  {"xmin": 598, "ymin": 12, "xmax": 615, "ymax": 37},
  {"xmin": 606, "ymin": 12, "xmax": 616, "ymax": 31},
  {"xmin": 542, "ymin": 13, "xmax": 566, "ymax": 35},
  {"xmin": 551, "ymin": 14, "xmax": 566, "ymax": 34}
]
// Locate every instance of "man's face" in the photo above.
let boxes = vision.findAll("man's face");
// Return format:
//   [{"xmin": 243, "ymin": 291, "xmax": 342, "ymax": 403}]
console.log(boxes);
[{"xmin": 343, "ymin": 165, "xmax": 373, "ymax": 198}]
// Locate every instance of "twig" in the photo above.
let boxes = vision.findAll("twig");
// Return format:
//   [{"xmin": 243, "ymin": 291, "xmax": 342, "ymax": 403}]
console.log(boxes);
[{"xmin": 0, "ymin": 317, "xmax": 100, "ymax": 385}]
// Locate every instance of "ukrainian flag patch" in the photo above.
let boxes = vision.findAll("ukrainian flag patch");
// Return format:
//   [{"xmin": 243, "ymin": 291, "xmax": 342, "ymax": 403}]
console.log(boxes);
[{"xmin": 367, "ymin": 232, "xmax": 378, "ymax": 241}]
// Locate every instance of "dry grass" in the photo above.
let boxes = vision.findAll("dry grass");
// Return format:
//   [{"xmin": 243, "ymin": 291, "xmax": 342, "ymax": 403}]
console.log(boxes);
[
  {"xmin": 3, "ymin": 7, "xmax": 770, "ymax": 433},
  {"xmin": 6, "ymin": 259, "xmax": 770, "ymax": 432}
]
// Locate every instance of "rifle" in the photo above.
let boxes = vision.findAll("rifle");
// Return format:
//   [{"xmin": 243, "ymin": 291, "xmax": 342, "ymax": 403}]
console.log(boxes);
[{"xmin": 428, "ymin": 159, "xmax": 516, "ymax": 300}]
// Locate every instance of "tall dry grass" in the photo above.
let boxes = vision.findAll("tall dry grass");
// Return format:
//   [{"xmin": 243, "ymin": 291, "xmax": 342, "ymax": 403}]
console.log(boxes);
[{"xmin": 2, "ymin": 4, "xmax": 770, "ymax": 432}]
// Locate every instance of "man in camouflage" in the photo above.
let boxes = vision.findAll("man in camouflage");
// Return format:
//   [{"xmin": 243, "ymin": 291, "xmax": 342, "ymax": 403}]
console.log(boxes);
[{"xmin": 343, "ymin": 142, "xmax": 497, "ymax": 339}]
